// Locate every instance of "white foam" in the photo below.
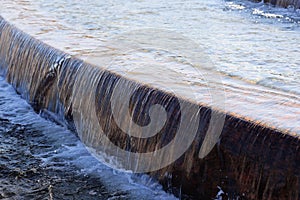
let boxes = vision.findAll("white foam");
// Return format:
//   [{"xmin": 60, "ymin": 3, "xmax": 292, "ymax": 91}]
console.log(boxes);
[{"xmin": 0, "ymin": 76, "xmax": 177, "ymax": 200}]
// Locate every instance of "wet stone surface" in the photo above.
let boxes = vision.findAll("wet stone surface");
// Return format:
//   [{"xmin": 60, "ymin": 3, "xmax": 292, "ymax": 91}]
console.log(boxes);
[{"xmin": 0, "ymin": 118, "xmax": 129, "ymax": 200}]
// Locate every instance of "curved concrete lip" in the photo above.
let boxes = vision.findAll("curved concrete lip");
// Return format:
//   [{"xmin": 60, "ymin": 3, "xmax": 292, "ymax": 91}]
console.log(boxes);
[
  {"xmin": 1, "ymin": 0, "xmax": 300, "ymax": 136},
  {"xmin": 0, "ymin": 11, "xmax": 299, "ymax": 136}
]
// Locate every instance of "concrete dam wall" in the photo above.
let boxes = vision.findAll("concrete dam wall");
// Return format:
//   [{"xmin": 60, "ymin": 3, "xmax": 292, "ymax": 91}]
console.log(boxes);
[{"xmin": 0, "ymin": 16, "xmax": 299, "ymax": 199}]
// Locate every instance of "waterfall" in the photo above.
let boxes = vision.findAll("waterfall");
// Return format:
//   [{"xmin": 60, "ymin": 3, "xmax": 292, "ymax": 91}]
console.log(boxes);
[{"xmin": 0, "ymin": 16, "xmax": 299, "ymax": 199}]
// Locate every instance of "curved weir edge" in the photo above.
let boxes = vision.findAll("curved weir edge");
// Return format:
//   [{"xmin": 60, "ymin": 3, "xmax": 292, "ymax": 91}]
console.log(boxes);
[{"xmin": 0, "ymin": 16, "xmax": 299, "ymax": 199}]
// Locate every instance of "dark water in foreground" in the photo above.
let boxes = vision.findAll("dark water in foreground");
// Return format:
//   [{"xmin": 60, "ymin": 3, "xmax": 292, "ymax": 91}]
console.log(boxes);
[
  {"xmin": 0, "ymin": 118, "xmax": 112, "ymax": 200},
  {"xmin": 0, "ymin": 77, "xmax": 178, "ymax": 199}
]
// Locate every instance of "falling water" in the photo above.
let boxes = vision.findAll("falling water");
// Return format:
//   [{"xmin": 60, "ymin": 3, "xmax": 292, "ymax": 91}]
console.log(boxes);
[
  {"xmin": 0, "ymin": 17, "xmax": 179, "ymax": 200},
  {"xmin": 1, "ymin": 13, "xmax": 300, "ymax": 199},
  {"xmin": 0, "ymin": 0, "xmax": 300, "ymax": 199}
]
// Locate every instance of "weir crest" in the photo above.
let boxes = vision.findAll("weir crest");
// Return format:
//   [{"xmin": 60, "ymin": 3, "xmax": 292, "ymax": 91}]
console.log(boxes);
[{"xmin": 0, "ymin": 15, "xmax": 299, "ymax": 199}]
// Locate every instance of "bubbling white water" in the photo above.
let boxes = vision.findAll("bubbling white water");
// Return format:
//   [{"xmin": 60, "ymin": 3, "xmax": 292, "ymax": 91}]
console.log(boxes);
[{"xmin": 0, "ymin": 76, "xmax": 177, "ymax": 200}]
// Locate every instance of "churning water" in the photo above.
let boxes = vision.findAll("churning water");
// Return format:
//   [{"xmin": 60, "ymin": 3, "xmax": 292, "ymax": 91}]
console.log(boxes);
[{"xmin": 0, "ymin": 76, "xmax": 177, "ymax": 199}]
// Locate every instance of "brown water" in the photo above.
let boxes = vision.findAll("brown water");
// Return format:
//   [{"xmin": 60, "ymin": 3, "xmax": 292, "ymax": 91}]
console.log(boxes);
[
  {"xmin": 1, "ymin": 0, "xmax": 299, "ymax": 134},
  {"xmin": 0, "ymin": 1, "xmax": 300, "ymax": 199}
]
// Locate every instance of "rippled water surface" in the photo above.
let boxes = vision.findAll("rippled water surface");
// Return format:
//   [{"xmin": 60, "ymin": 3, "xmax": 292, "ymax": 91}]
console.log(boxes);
[
  {"xmin": 2, "ymin": 0, "xmax": 300, "ymax": 94},
  {"xmin": 3, "ymin": 0, "xmax": 299, "ymax": 132},
  {"xmin": 0, "ymin": 1, "xmax": 299, "ymax": 130}
]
